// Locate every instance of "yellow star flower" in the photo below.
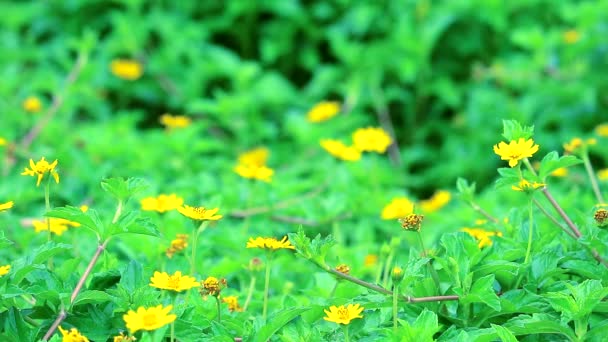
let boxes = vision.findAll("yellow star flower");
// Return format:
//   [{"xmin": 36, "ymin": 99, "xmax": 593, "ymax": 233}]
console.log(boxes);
[
  {"xmin": 563, "ymin": 137, "xmax": 596, "ymax": 154},
  {"xmin": 21, "ymin": 157, "xmax": 60, "ymax": 186},
  {"xmin": 140, "ymin": 194, "xmax": 184, "ymax": 213},
  {"xmin": 238, "ymin": 147, "xmax": 269, "ymax": 167},
  {"xmin": 222, "ymin": 296, "xmax": 244, "ymax": 312},
  {"xmin": 32, "ymin": 218, "xmax": 79, "ymax": 236},
  {"xmin": 352, "ymin": 127, "xmax": 392, "ymax": 153},
  {"xmin": 306, "ymin": 101, "xmax": 341, "ymax": 123},
  {"xmin": 160, "ymin": 114, "xmax": 191, "ymax": 130},
  {"xmin": 149, "ymin": 271, "xmax": 200, "ymax": 292},
  {"xmin": 511, "ymin": 179, "xmax": 545, "ymax": 192},
  {"xmin": 110, "ymin": 59, "xmax": 143, "ymax": 80},
  {"xmin": 323, "ymin": 304, "xmax": 364, "ymax": 325},
  {"xmin": 177, "ymin": 205, "xmax": 222, "ymax": 221},
  {"xmin": 123, "ymin": 305, "xmax": 176, "ymax": 333},
  {"xmin": 320, "ymin": 139, "xmax": 361, "ymax": 161},
  {"xmin": 461, "ymin": 228, "xmax": 503, "ymax": 248},
  {"xmin": 0, "ymin": 201, "xmax": 14, "ymax": 212},
  {"xmin": 246, "ymin": 236, "xmax": 295, "ymax": 250},
  {"xmin": 0, "ymin": 265, "xmax": 10, "ymax": 277},
  {"xmin": 493, "ymin": 138, "xmax": 539, "ymax": 167},
  {"xmin": 381, "ymin": 197, "xmax": 414, "ymax": 220},
  {"xmin": 22, "ymin": 96, "xmax": 42, "ymax": 113},
  {"xmin": 58, "ymin": 326, "xmax": 90, "ymax": 342},
  {"xmin": 234, "ymin": 164, "xmax": 274, "ymax": 182},
  {"xmin": 420, "ymin": 190, "xmax": 451, "ymax": 213}
]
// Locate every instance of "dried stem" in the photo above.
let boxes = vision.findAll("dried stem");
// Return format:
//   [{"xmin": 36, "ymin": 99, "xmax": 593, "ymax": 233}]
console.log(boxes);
[{"xmin": 230, "ymin": 184, "xmax": 326, "ymax": 218}]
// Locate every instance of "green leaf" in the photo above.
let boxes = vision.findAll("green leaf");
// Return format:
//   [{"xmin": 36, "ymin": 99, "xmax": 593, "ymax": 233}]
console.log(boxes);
[
  {"xmin": 249, "ymin": 307, "xmax": 311, "ymax": 342},
  {"xmin": 100, "ymin": 177, "xmax": 148, "ymax": 201},
  {"xmin": 109, "ymin": 211, "xmax": 160, "ymax": 237},
  {"xmin": 456, "ymin": 178, "xmax": 476, "ymax": 203},
  {"xmin": 491, "ymin": 324, "xmax": 518, "ymax": 342},
  {"xmin": 505, "ymin": 313, "xmax": 576, "ymax": 341},
  {"xmin": 399, "ymin": 309, "xmax": 439, "ymax": 342},
  {"xmin": 73, "ymin": 290, "xmax": 113, "ymax": 306},
  {"xmin": 460, "ymin": 274, "xmax": 501, "ymax": 311},
  {"xmin": 494, "ymin": 168, "xmax": 521, "ymax": 190},
  {"xmin": 45, "ymin": 206, "xmax": 104, "ymax": 237},
  {"xmin": 10, "ymin": 242, "xmax": 72, "ymax": 284},
  {"xmin": 538, "ymin": 152, "xmax": 581, "ymax": 180},
  {"xmin": 501, "ymin": 119, "xmax": 534, "ymax": 141}
]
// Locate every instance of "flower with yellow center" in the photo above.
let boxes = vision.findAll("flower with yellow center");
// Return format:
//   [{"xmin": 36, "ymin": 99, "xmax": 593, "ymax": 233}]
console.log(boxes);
[
  {"xmin": 246, "ymin": 236, "xmax": 296, "ymax": 250},
  {"xmin": 511, "ymin": 179, "xmax": 546, "ymax": 192},
  {"xmin": 141, "ymin": 194, "xmax": 184, "ymax": 213},
  {"xmin": 596, "ymin": 123, "xmax": 608, "ymax": 137},
  {"xmin": 32, "ymin": 218, "xmax": 80, "ymax": 236},
  {"xmin": 160, "ymin": 114, "xmax": 191, "ymax": 130},
  {"xmin": 0, "ymin": 201, "xmax": 13, "ymax": 212},
  {"xmin": 222, "ymin": 296, "xmax": 244, "ymax": 312},
  {"xmin": 149, "ymin": 271, "xmax": 200, "ymax": 292},
  {"xmin": 166, "ymin": 234, "xmax": 188, "ymax": 258},
  {"xmin": 563, "ymin": 137, "xmax": 596, "ymax": 154},
  {"xmin": 113, "ymin": 332, "xmax": 136, "ymax": 342},
  {"xmin": 238, "ymin": 147, "xmax": 269, "ymax": 167},
  {"xmin": 0, "ymin": 265, "xmax": 10, "ymax": 277},
  {"xmin": 110, "ymin": 59, "xmax": 143, "ymax": 80},
  {"xmin": 21, "ymin": 157, "xmax": 60, "ymax": 186},
  {"xmin": 335, "ymin": 264, "xmax": 350, "ymax": 275},
  {"xmin": 123, "ymin": 305, "xmax": 176, "ymax": 333},
  {"xmin": 461, "ymin": 228, "xmax": 503, "ymax": 248},
  {"xmin": 420, "ymin": 190, "xmax": 451, "ymax": 213},
  {"xmin": 319, "ymin": 139, "xmax": 361, "ymax": 161},
  {"xmin": 177, "ymin": 205, "xmax": 222, "ymax": 221},
  {"xmin": 234, "ymin": 164, "xmax": 274, "ymax": 182},
  {"xmin": 306, "ymin": 101, "xmax": 341, "ymax": 123},
  {"xmin": 398, "ymin": 214, "xmax": 424, "ymax": 232},
  {"xmin": 381, "ymin": 197, "xmax": 414, "ymax": 220},
  {"xmin": 493, "ymin": 138, "xmax": 539, "ymax": 167},
  {"xmin": 323, "ymin": 304, "xmax": 364, "ymax": 325},
  {"xmin": 598, "ymin": 169, "xmax": 608, "ymax": 181},
  {"xmin": 352, "ymin": 127, "xmax": 393, "ymax": 153},
  {"xmin": 22, "ymin": 96, "xmax": 42, "ymax": 113},
  {"xmin": 562, "ymin": 30, "xmax": 580, "ymax": 44},
  {"xmin": 58, "ymin": 326, "xmax": 89, "ymax": 342}
]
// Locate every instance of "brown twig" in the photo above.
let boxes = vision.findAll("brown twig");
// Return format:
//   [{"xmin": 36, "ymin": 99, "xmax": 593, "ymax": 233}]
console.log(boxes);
[
  {"xmin": 470, "ymin": 202, "xmax": 500, "ymax": 224},
  {"xmin": 271, "ymin": 212, "xmax": 352, "ymax": 226},
  {"xmin": 230, "ymin": 184, "xmax": 326, "ymax": 218}
]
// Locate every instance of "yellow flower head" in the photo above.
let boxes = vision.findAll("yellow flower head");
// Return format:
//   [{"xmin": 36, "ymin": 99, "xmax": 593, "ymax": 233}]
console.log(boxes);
[
  {"xmin": 160, "ymin": 114, "xmax": 191, "ymax": 130},
  {"xmin": 141, "ymin": 194, "xmax": 184, "ymax": 213},
  {"xmin": 22, "ymin": 96, "xmax": 42, "ymax": 113},
  {"xmin": 149, "ymin": 271, "xmax": 200, "ymax": 292},
  {"xmin": 246, "ymin": 236, "xmax": 296, "ymax": 250},
  {"xmin": 595, "ymin": 209, "xmax": 608, "ymax": 227},
  {"xmin": 32, "ymin": 218, "xmax": 79, "ymax": 236},
  {"xmin": 177, "ymin": 205, "xmax": 222, "ymax": 221},
  {"xmin": 511, "ymin": 179, "xmax": 545, "ymax": 192},
  {"xmin": 166, "ymin": 234, "xmax": 188, "ymax": 258},
  {"xmin": 352, "ymin": 127, "xmax": 393, "ymax": 153},
  {"xmin": 21, "ymin": 157, "xmax": 60, "ymax": 186},
  {"xmin": 335, "ymin": 264, "xmax": 350, "ymax": 275},
  {"xmin": 306, "ymin": 101, "xmax": 341, "ymax": 123},
  {"xmin": 381, "ymin": 197, "xmax": 414, "ymax": 220},
  {"xmin": 420, "ymin": 190, "xmax": 451, "ymax": 213},
  {"xmin": 320, "ymin": 139, "xmax": 361, "ymax": 161},
  {"xmin": 0, "ymin": 265, "xmax": 10, "ymax": 277},
  {"xmin": 398, "ymin": 214, "xmax": 424, "ymax": 232},
  {"xmin": 123, "ymin": 305, "xmax": 176, "ymax": 333},
  {"xmin": 0, "ymin": 201, "xmax": 14, "ymax": 212},
  {"xmin": 201, "ymin": 276, "xmax": 227, "ymax": 297},
  {"xmin": 113, "ymin": 332, "xmax": 136, "ymax": 342},
  {"xmin": 596, "ymin": 123, "xmax": 608, "ymax": 137},
  {"xmin": 110, "ymin": 59, "xmax": 143, "ymax": 80},
  {"xmin": 551, "ymin": 167, "xmax": 569, "ymax": 177},
  {"xmin": 598, "ymin": 169, "xmax": 608, "ymax": 181},
  {"xmin": 563, "ymin": 137, "xmax": 596, "ymax": 154},
  {"xmin": 222, "ymin": 296, "xmax": 244, "ymax": 312},
  {"xmin": 562, "ymin": 30, "xmax": 580, "ymax": 44},
  {"xmin": 234, "ymin": 164, "xmax": 274, "ymax": 182},
  {"xmin": 493, "ymin": 138, "xmax": 539, "ymax": 167},
  {"xmin": 461, "ymin": 228, "xmax": 503, "ymax": 248},
  {"xmin": 58, "ymin": 326, "xmax": 90, "ymax": 342},
  {"xmin": 363, "ymin": 254, "xmax": 378, "ymax": 267},
  {"xmin": 323, "ymin": 304, "xmax": 364, "ymax": 325},
  {"xmin": 238, "ymin": 147, "xmax": 269, "ymax": 167},
  {"xmin": 392, "ymin": 266, "xmax": 404, "ymax": 282}
]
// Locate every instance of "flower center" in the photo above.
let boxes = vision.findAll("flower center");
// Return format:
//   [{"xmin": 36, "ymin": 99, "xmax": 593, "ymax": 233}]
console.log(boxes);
[
  {"xmin": 167, "ymin": 275, "xmax": 180, "ymax": 289},
  {"xmin": 143, "ymin": 313, "xmax": 158, "ymax": 327},
  {"xmin": 337, "ymin": 307, "xmax": 349, "ymax": 320}
]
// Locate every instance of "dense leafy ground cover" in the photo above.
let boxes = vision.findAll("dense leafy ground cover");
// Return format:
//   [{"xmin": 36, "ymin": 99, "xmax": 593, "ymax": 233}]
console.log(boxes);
[{"xmin": 2, "ymin": 1, "xmax": 608, "ymax": 341}]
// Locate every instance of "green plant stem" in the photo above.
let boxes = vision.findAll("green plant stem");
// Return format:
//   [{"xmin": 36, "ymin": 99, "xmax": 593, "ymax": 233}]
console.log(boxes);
[
  {"xmin": 375, "ymin": 258, "xmax": 384, "ymax": 285},
  {"xmin": 171, "ymin": 322, "xmax": 175, "ymax": 342},
  {"xmin": 392, "ymin": 283, "xmax": 399, "ymax": 331},
  {"xmin": 329, "ymin": 280, "xmax": 339, "ymax": 298},
  {"xmin": 190, "ymin": 221, "xmax": 208, "ymax": 276},
  {"xmin": 469, "ymin": 201, "xmax": 500, "ymax": 224},
  {"xmin": 44, "ymin": 178, "xmax": 54, "ymax": 270},
  {"xmin": 262, "ymin": 252, "xmax": 273, "ymax": 322},
  {"xmin": 381, "ymin": 250, "xmax": 395, "ymax": 288},
  {"xmin": 416, "ymin": 231, "xmax": 441, "ymax": 291},
  {"xmin": 582, "ymin": 153, "xmax": 605, "ymax": 204},
  {"xmin": 243, "ymin": 274, "xmax": 256, "ymax": 312},
  {"xmin": 524, "ymin": 200, "xmax": 534, "ymax": 264},
  {"xmin": 532, "ymin": 198, "xmax": 576, "ymax": 239},
  {"xmin": 215, "ymin": 296, "xmax": 222, "ymax": 323},
  {"xmin": 342, "ymin": 324, "xmax": 350, "ymax": 342}
]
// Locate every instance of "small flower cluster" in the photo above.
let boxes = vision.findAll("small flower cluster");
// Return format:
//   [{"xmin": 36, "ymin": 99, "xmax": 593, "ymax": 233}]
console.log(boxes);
[
  {"xmin": 165, "ymin": 234, "xmax": 188, "ymax": 258},
  {"xmin": 320, "ymin": 127, "xmax": 393, "ymax": 162},
  {"xmin": 234, "ymin": 147, "xmax": 274, "ymax": 182},
  {"xmin": 306, "ymin": 101, "xmax": 341, "ymax": 123}
]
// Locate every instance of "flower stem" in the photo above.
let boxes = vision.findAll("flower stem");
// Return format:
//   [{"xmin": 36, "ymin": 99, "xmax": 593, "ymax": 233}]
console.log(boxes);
[
  {"xmin": 532, "ymin": 198, "xmax": 576, "ymax": 239},
  {"xmin": 171, "ymin": 322, "xmax": 175, "ymax": 342},
  {"xmin": 190, "ymin": 221, "xmax": 208, "ymax": 276},
  {"xmin": 524, "ymin": 200, "xmax": 534, "ymax": 264},
  {"xmin": 243, "ymin": 274, "xmax": 256, "ymax": 312},
  {"xmin": 44, "ymin": 178, "xmax": 53, "ymax": 269},
  {"xmin": 342, "ymin": 324, "xmax": 350, "ymax": 342},
  {"xmin": 381, "ymin": 250, "xmax": 395, "ymax": 288},
  {"xmin": 392, "ymin": 282, "xmax": 399, "ymax": 331},
  {"xmin": 215, "ymin": 296, "xmax": 222, "ymax": 323},
  {"xmin": 582, "ymin": 153, "xmax": 605, "ymax": 204},
  {"xmin": 416, "ymin": 231, "xmax": 441, "ymax": 291},
  {"xmin": 469, "ymin": 202, "xmax": 500, "ymax": 224},
  {"xmin": 262, "ymin": 252, "xmax": 273, "ymax": 322}
]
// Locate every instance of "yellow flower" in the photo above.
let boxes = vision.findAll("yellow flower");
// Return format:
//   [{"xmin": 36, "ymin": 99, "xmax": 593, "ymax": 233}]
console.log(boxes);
[
  {"xmin": 149, "ymin": 271, "xmax": 200, "ymax": 292},
  {"xmin": 381, "ymin": 197, "xmax": 414, "ymax": 220},
  {"xmin": 246, "ymin": 236, "xmax": 296, "ymax": 250},
  {"xmin": 113, "ymin": 332, "xmax": 136, "ymax": 342},
  {"xmin": 177, "ymin": 205, "xmax": 222, "ymax": 221},
  {"xmin": 0, "ymin": 137, "xmax": 7, "ymax": 146},
  {"xmin": 58, "ymin": 326, "xmax": 89, "ymax": 342},
  {"xmin": 222, "ymin": 296, "xmax": 244, "ymax": 312},
  {"xmin": 392, "ymin": 266, "xmax": 404, "ymax": 282},
  {"xmin": 166, "ymin": 234, "xmax": 188, "ymax": 258},
  {"xmin": 0, "ymin": 265, "xmax": 10, "ymax": 277},
  {"xmin": 461, "ymin": 228, "xmax": 503, "ymax": 248},
  {"xmin": 420, "ymin": 190, "xmax": 451, "ymax": 213},
  {"xmin": 160, "ymin": 114, "xmax": 191, "ymax": 130},
  {"xmin": 596, "ymin": 123, "xmax": 608, "ymax": 137},
  {"xmin": 0, "ymin": 201, "xmax": 14, "ymax": 212},
  {"xmin": 562, "ymin": 30, "xmax": 580, "ymax": 44},
  {"xmin": 563, "ymin": 137, "xmax": 596, "ymax": 154},
  {"xmin": 398, "ymin": 214, "xmax": 424, "ymax": 231},
  {"xmin": 551, "ymin": 167, "xmax": 569, "ymax": 177},
  {"xmin": 595, "ymin": 209, "xmax": 608, "ymax": 227},
  {"xmin": 141, "ymin": 194, "xmax": 184, "ymax": 213},
  {"xmin": 352, "ymin": 127, "xmax": 392, "ymax": 153},
  {"xmin": 598, "ymin": 169, "xmax": 608, "ymax": 181},
  {"xmin": 21, "ymin": 157, "xmax": 60, "ymax": 186},
  {"xmin": 238, "ymin": 147, "xmax": 270, "ymax": 167},
  {"xmin": 319, "ymin": 139, "xmax": 361, "ymax": 161},
  {"xmin": 306, "ymin": 101, "xmax": 341, "ymax": 123},
  {"xmin": 234, "ymin": 164, "xmax": 274, "ymax": 182},
  {"xmin": 512, "ymin": 179, "xmax": 545, "ymax": 192},
  {"xmin": 123, "ymin": 305, "xmax": 176, "ymax": 333},
  {"xmin": 110, "ymin": 59, "xmax": 143, "ymax": 80},
  {"xmin": 335, "ymin": 264, "xmax": 350, "ymax": 275},
  {"xmin": 323, "ymin": 304, "xmax": 364, "ymax": 325},
  {"xmin": 22, "ymin": 96, "xmax": 42, "ymax": 113},
  {"xmin": 493, "ymin": 138, "xmax": 539, "ymax": 167},
  {"xmin": 363, "ymin": 254, "xmax": 378, "ymax": 267},
  {"xmin": 32, "ymin": 218, "xmax": 79, "ymax": 236},
  {"xmin": 201, "ymin": 276, "xmax": 227, "ymax": 297}
]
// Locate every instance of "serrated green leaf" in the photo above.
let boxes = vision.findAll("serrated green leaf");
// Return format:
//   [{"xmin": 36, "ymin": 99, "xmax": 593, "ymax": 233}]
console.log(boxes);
[
  {"xmin": 505, "ymin": 313, "xmax": 576, "ymax": 341},
  {"xmin": 538, "ymin": 152, "xmax": 581, "ymax": 180},
  {"xmin": 100, "ymin": 177, "xmax": 148, "ymax": 201},
  {"xmin": 461, "ymin": 274, "xmax": 501, "ymax": 311},
  {"xmin": 249, "ymin": 307, "xmax": 311, "ymax": 342},
  {"xmin": 73, "ymin": 290, "xmax": 113, "ymax": 306},
  {"xmin": 45, "ymin": 206, "xmax": 104, "ymax": 237},
  {"xmin": 491, "ymin": 324, "xmax": 518, "ymax": 342},
  {"xmin": 501, "ymin": 119, "xmax": 534, "ymax": 141}
]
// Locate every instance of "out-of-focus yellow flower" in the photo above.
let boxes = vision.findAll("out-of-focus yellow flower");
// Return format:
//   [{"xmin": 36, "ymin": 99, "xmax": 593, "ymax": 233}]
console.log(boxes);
[
  {"xmin": 0, "ymin": 201, "xmax": 14, "ymax": 212},
  {"xmin": 246, "ymin": 236, "xmax": 295, "ymax": 250},
  {"xmin": 493, "ymin": 138, "xmax": 539, "ymax": 167},
  {"xmin": 335, "ymin": 264, "xmax": 350, "ymax": 275},
  {"xmin": 149, "ymin": 271, "xmax": 200, "ymax": 292},
  {"xmin": 352, "ymin": 127, "xmax": 392, "ymax": 153},
  {"xmin": 551, "ymin": 167, "xmax": 569, "ymax": 177},
  {"xmin": 512, "ymin": 179, "xmax": 545, "ymax": 192},
  {"xmin": 461, "ymin": 228, "xmax": 503, "ymax": 248},
  {"xmin": 32, "ymin": 218, "xmax": 80, "ymax": 236},
  {"xmin": 0, "ymin": 265, "xmax": 10, "ymax": 277},
  {"xmin": 420, "ymin": 190, "xmax": 451, "ymax": 213},
  {"xmin": 596, "ymin": 123, "xmax": 608, "ymax": 137},
  {"xmin": 123, "ymin": 305, "xmax": 176, "ymax": 333},
  {"xmin": 363, "ymin": 254, "xmax": 378, "ymax": 267},
  {"xmin": 160, "ymin": 114, "xmax": 191, "ymax": 130},
  {"xmin": 177, "ymin": 205, "xmax": 222, "ymax": 221},
  {"xmin": 563, "ymin": 137, "xmax": 596, "ymax": 154},
  {"xmin": 234, "ymin": 164, "xmax": 274, "ymax": 182},
  {"xmin": 306, "ymin": 101, "xmax": 341, "ymax": 123},
  {"xmin": 398, "ymin": 214, "xmax": 424, "ymax": 232},
  {"xmin": 110, "ymin": 59, "xmax": 143, "ymax": 80},
  {"xmin": 562, "ymin": 30, "xmax": 580, "ymax": 44},
  {"xmin": 166, "ymin": 234, "xmax": 188, "ymax": 258},
  {"xmin": 222, "ymin": 296, "xmax": 243, "ymax": 312},
  {"xmin": 598, "ymin": 169, "xmax": 608, "ymax": 181},
  {"xmin": 22, "ymin": 96, "xmax": 42, "ymax": 113},
  {"xmin": 58, "ymin": 326, "xmax": 89, "ymax": 342},
  {"xmin": 320, "ymin": 139, "xmax": 361, "ymax": 161},
  {"xmin": 113, "ymin": 332, "xmax": 136, "ymax": 342},
  {"xmin": 0, "ymin": 137, "xmax": 8, "ymax": 146},
  {"xmin": 141, "ymin": 194, "xmax": 184, "ymax": 213},
  {"xmin": 323, "ymin": 304, "xmax": 364, "ymax": 325},
  {"xmin": 238, "ymin": 147, "xmax": 269, "ymax": 167},
  {"xmin": 381, "ymin": 197, "xmax": 414, "ymax": 220},
  {"xmin": 21, "ymin": 157, "xmax": 59, "ymax": 186}
]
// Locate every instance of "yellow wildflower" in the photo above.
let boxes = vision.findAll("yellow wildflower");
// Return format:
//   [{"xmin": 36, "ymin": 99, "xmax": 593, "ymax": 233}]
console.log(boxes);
[
  {"xmin": 392, "ymin": 266, "xmax": 404, "ymax": 283},
  {"xmin": 0, "ymin": 137, "xmax": 7, "ymax": 146},
  {"xmin": 140, "ymin": 194, "xmax": 184, "ymax": 213},
  {"xmin": 58, "ymin": 326, "xmax": 89, "ymax": 342},
  {"xmin": 595, "ymin": 209, "xmax": 608, "ymax": 227},
  {"xmin": 335, "ymin": 264, "xmax": 350, "ymax": 275},
  {"xmin": 381, "ymin": 197, "xmax": 414, "ymax": 220},
  {"xmin": 363, "ymin": 254, "xmax": 378, "ymax": 267},
  {"xmin": 0, "ymin": 201, "xmax": 14, "ymax": 212},
  {"xmin": 32, "ymin": 218, "xmax": 80, "ymax": 236},
  {"xmin": 22, "ymin": 96, "xmax": 42, "ymax": 113},
  {"xmin": 461, "ymin": 228, "xmax": 503, "ymax": 248},
  {"xmin": 493, "ymin": 138, "xmax": 539, "ymax": 167},
  {"xmin": 323, "ymin": 304, "xmax": 364, "ymax": 325},
  {"xmin": 596, "ymin": 123, "xmax": 608, "ymax": 137},
  {"xmin": 551, "ymin": 167, "xmax": 568, "ymax": 177},
  {"xmin": 80, "ymin": 205, "xmax": 89, "ymax": 213},
  {"xmin": 512, "ymin": 179, "xmax": 545, "ymax": 192},
  {"xmin": 201, "ymin": 276, "xmax": 227, "ymax": 297},
  {"xmin": 398, "ymin": 214, "xmax": 424, "ymax": 232},
  {"xmin": 0, "ymin": 265, "xmax": 10, "ymax": 277},
  {"xmin": 352, "ymin": 127, "xmax": 393, "ymax": 153},
  {"xmin": 21, "ymin": 157, "xmax": 60, "ymax": 186},
  {"xmin": 562, "ymin": 30, "xmax": 580, "ymax": 44},
  {"xmin": 319, "ymin": 139, "xmax": 361, "ymax": 161},
  {"xmin": 110, "ymin": 59, "xmax": 143, "ymax": 80},
  {"xmin": 149, "ymin": 271, "xmax": 200, "ymax": 292},
  {"xmin": 123, "ymin": 305, "xmax": 176, "ymax": 333},
  {"xmin": 166, "ymin": 234, "xmax": 188, "ymax": 258},
  {"xmin": 113, "ymin": 332, "xmax": 136, "ymax": 342},
  {"xmin": 222, "ymin": 296, "xmax": 244, "ymax": 312},
  {"xmin": 238, "ymin": 147, "xmax": 269, "ymax": 167},
  {"xmin": 420, "ymin": 190, "xmax": 451, "ymax": 213},
  {"xmin": 160, "ymin": 114, "xmax": 191, "ymax": 130},
  {"xmin": 234, "ymin": 164, "xmax": 274, "ymax": 182},
  {"xmin": 306, "ymin": 101, "xmax": 341, "ymax": 123},
  {"xmin": 177, "ymin": 205, "xmax": 222, "ymax": 221},
  {"xmin": 598, "ymin": 169, "xmax": 608, "ymax": 181},
  {"xmin": 563, "ymin": 137, "xmax": 596, "ymax": 154},
  {"xmin": 246, "ymin": 236, "xmax": 295, "ymax": 250}
]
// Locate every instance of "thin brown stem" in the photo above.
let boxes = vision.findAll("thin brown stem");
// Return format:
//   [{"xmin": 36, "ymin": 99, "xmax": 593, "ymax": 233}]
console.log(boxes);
[
  {"xmin": 230, "ymin": 184, "xmax": 326, "ymax": 218},
  {"xmin": 470, "ymin": 202, "xmax": 500, "ymax": 224},
  {"xmin": 532, "ymin": 197, "xmax": 576, "ymax": 239},
  {"xmin": 42, "ymin": 309, "xmax": 66, "ymax": 341},
  {"xmin": 540, "ymin": 188, "xmax": 582, "ymax": 238}
]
